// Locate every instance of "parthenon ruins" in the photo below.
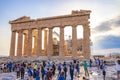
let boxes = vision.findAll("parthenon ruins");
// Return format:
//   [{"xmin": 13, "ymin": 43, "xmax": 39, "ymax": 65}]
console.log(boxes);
[{"xmin": 9, "ymin": 10, "xmax": 91, "ymax": 59}]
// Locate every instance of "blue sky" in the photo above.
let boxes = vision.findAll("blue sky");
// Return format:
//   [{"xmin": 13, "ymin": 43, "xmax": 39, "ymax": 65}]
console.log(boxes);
[{"xmin": 0, "ymin": 0, "xmax": 120, "ymax": 56}]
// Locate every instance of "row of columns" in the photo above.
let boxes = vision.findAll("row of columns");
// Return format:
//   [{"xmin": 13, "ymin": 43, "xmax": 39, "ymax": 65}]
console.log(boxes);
[{"xmin": 10, "ymin": 24, "xmax": 90, "ymax": 59}]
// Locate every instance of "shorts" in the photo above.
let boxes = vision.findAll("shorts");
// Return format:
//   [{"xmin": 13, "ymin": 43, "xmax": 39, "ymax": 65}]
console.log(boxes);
[{"xmin": 103, "ymin": 70, "xmax": 106, "ymax": 76}]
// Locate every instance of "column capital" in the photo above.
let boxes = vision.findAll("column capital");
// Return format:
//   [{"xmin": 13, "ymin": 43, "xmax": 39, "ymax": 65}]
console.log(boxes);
[
  {"xmin": 60, "ymin": 26, "xmax": 65, "ymax": 28},
  {"xmin": 83, "ymin": 23, "xmax": 89, "ymax": 27},
  {"xmin": 17, "ymin": 29, "xmax": 23, "ymax": 33},
  {"xmin": 12, "ymin": 30, "xmax": 16, "ymax": 32},
  {"xmin": 72, "ymin": 24, "xmax": 77, "ymax": 27},
  {"xmin": 28, "ymin": 28, "xmax": 33, "ymax": 30},
  {"xmin": 48, "ymin": 27, "xmax": 53, "ymax": 30},
  {"xmin": 38, "ymin": 27, "xmax": 42, "ymax": 30}
]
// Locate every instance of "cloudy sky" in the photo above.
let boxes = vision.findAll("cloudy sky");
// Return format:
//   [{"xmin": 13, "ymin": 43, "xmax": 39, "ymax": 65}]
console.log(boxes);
[{"xmin": 0, "ymin": 0, "xmax": 120, "ymax": 56}]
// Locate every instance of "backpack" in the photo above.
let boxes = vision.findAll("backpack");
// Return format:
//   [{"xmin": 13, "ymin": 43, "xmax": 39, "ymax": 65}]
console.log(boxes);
[
  {"xmin": 28, "ymin": 69, "xmax": 32, "ymax": 76},
  {"xmin": 64, "ymin": 66, "xmax": 67, "ymax": 72},
  {"xmin": 33, "ymin": 70, "xmax": 36, "ymax": 78}
]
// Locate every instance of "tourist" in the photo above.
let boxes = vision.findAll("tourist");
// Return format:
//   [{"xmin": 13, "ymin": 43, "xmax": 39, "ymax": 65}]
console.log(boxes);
[
  {"xmin": 76, "ymin": 61, "xmax": 80, "ymax": 77},
  {"xmin": 96, "ymin": 58, "xmax": 101, "ymax": 70},
  {"xmin": 101, "ymin": 61, "xmax": 106, "ymax": 80},
  {"xmin": 44, "ymin": 67, "xmax": 49, "ymax": 80},
  {"xmin": 7, "ymin": 61, "xmax": 13, "ymax": 72},
  {"xmin": 69, "ymin": 62, "xmax": 74, "ymax": 80},
  {"xmin": 1, "ymin": 63, "xmax": 4, "ymax": 73},
  {"xmin": 20, "ymin": 65, "xmax": 25, "ymax": 79},
  {"xmin": 43, "ymin": 61, "xmax": 46, "ymax": 67},
  {"xmin": 46, "ymin": 68, "xmax": 53, "ymax": 80},
  {"xmin": 48, "ymin": 59, "xmax": 51, "ymax": 67},
  {"xmin": 33, "ymin": 69, "xmax": 37, "ymax": 79},
  {"xmin": 13, "ymin": 62, "xmax": 15, "ymax": 72},
  {"xmin": 27, "ymin": 66, "xmax": 33, "ymax": 80},
  {"xmin": 63, "ymin": 62, "xmax": 67, "ymax": 80},
  {"xmin": 34, "ymin": 63, "xmax": 38, "ymax": 70},
  {"xmin": 4, "ymin": 63, "xmax": 7, "ymax": 72},
  {"xmin": 21, "ymin": 62, "xmax": 26, "ymax": 68},
  {"xmin": 35, "ymin": 67, "xmax": 40, "ymax": 80},
  {"xmin": 89, "ymin": 59, "xmax": 92, "ymax": 68},
  {"xmin": 41, "ymin": 66, "xmax": 45, "ymax": 80},
  {"xmin": 58, "ymin": 63, "xmax": 62, "ymax": 79},
  {"xmin": 52, "ymin": 62, "xmax": 56, "ymax": 76},
  {"xmin": 0, "ymin": 63, "xmax": 3, "ymax": 73},
  {"xmin": 83, "ymin": 61, "xmax": 89, "ymax": 77},
  {"xmin": 115, "ymin": 56, "xmax": 120, "ymax": 80},
  {"xmin": 58, "ymin": 71, "xmax": 65, "ymax": 80},
  {"xmin": 16, "ymin": 64, "xmax": 20, "ymax": 79}
]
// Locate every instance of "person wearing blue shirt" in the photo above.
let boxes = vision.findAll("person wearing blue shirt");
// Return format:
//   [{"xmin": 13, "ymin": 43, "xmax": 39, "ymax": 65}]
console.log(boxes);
[
  {"xmin": 69, "ymin": 62, "xmax": 74, "ymax": 80},
  {"xmin": 58, "ymin": 72, "xmax": 65, "ymax": 80},
  {"xmin": 27, "ymin": 67, "xmax": 33, "ymax": 80},
  {"xmin": 35, "ymin": 68, "xmax": 40, "ymax": 80}
]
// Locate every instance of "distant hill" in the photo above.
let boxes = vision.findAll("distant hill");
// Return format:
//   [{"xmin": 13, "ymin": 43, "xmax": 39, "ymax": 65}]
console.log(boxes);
[{"xmin": 92, "ymin": 48, "xmax": 120, "ymax": 57}]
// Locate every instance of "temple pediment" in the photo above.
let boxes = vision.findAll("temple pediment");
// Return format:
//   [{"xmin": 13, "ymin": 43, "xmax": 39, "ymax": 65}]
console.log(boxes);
[{"xmin": 10, "ymin": 16, "xmax": 32, "ymax": 23}]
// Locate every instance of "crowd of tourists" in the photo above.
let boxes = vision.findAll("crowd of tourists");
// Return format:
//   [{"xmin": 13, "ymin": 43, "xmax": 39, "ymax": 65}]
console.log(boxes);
[{"xmin": 0, "ymin": 57, "xmax": 120, "ymax": 80}]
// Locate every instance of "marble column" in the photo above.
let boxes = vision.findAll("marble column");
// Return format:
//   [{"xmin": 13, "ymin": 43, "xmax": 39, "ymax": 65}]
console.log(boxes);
[
  {"xmin": 23, "ymin": 33, "xmax": 27, "ymax": 56},
  {"xmin": 17, "ymin": 30, "xmax": 23, "ymax": 57},
  {"xmin": 44, "ymin": 30, "xmax": 48, "ymax": 54},
  {"xmin": 47, "ymin": 28, "xmax": 53, "ymax": 57},
  {"xmin": 59, "ymin": 26, "xmax": 64, "ymax": 57},
  {"xmin": 72, "ymin": 25, "xmax": 77, "ymax": 58},
  {"xmin": 83, "ymin": 24, "xmax": 90, "ymax": 59},
  {"xmin": 37, "ymin": 28, "xmax": 42, "ymax": 56},
  {"xmin": 33, "ymin": 36, "xmax": 37, "ymax": 56},
  {"xmin": 26, "ymin": 29, "xmax": 32, "ymax": 56},
  {"xmin": 10, "ymin": 31, "xmax": 16, "ymax": 57}
]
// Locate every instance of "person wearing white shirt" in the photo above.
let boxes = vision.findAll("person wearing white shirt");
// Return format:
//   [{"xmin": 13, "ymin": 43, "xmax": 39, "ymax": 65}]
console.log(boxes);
[{"xmin": 115, "ymin": 56, "xmax": 120, "ymax": 80}]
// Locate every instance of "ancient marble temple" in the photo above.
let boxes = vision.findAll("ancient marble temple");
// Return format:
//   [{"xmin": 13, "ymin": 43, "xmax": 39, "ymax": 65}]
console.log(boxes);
[{"xmin": 9, "ymin": 10, "xmax": 91, "ymax": 59}]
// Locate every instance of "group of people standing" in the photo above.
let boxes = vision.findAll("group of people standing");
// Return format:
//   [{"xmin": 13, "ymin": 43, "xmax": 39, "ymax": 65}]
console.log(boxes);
[
  {"xmin": 0, "ymin": 59, "xmax": 88, "ymax": 80},
  {"xmin": 0, "ymin": 57, "xmax": 120, "ymax": 80}
]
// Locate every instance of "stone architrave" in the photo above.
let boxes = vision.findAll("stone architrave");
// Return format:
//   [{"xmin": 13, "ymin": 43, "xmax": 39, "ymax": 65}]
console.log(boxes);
[
  {"xmin": 26, "ymin": 29, "xmax": 32, "ymax": 56},
  {"xmin": 17, "ymin": 30, "xmax": 23, "ymax": 57},
  {"xmin": 10, "ymin": 31, "xmax": 16, "ymax": 57},
  {"xmin": 47, "ymin": 28, "xmax": 53, "ymax": 57},
  {"xmin": 36, "ymin": 28, "xmax": 42, "ymax": 56},
  {"xmin": 83, "ymin": 24, "xmax": 90, "ymax": 59},
  {"xmin": 59, "ymin": 26, "xmax": 64, "ymax": 57},
  {"xmin": 72, "ymin": 25, "xmax": 77, "ymax": 58}
]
